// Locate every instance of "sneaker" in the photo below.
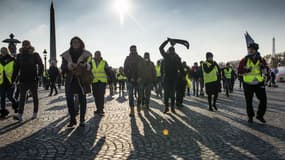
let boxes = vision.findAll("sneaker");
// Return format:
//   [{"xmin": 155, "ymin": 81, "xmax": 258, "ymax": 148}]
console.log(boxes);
[
  {"xmin": 213, "ymin": 105, "xmax": 218, "ymax": 111},
  {"xmin": 209, "ymin": 107, "xmax": 214, "ymax": 112},
  {"xmin": 171, "ymin": 107, "xmax": 176, "ymax": 114},
  {"xmin": 13, "ymin": 113, "xmax": 23, "ymax": 122},
  {"xmin": 31, "ymin": 112, "xmax": 38, "ymax": 119},
  {"xmin": 98, "ymin": 111, "xmax": 105, "ymax": 117},
  {"xmin": 256, "ymin": 116, "xmax": 266, "ymax": 123},
  {"xmin": 67, "ymin": 120, "xmax": 77, "ymax": 127}
]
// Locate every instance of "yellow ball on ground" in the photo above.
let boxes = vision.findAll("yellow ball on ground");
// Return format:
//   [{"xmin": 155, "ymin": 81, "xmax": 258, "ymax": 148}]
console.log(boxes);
[{"xmin": 163, "ymin": 129, "xmax": 169, "ymax": 136}]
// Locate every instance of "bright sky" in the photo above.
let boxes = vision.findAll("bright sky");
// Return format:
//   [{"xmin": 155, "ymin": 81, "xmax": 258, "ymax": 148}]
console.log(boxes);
[{"xmin": 0, "ymin": 0, "xmax": 284, "ymax": 67}]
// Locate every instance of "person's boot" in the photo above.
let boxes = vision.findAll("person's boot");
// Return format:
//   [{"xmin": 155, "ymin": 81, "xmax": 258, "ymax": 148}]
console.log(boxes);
[
  {"xmin": 163, "ymin": 106, "xmax": 169, "ymax": 114},
  {"xmin": 146, "ymin": 104, "xmax": 150, "ymax": 110},
  {"xmin": 67, "ymin": 119, "xmax": 77, "ymax": 127},
  {"xmin": 13, "ymin": 113, "xmax": 23, "ymax": 122},
  {"xmin": 209, "ymin": 105, "xmax": 214, "ymax": 112},
  {"xmin": 256, "ymin": 116, "xmax": 266, "ymax": 123},
  {"xmin": 129, "ymin": 107, "xmax": 135, "ymax": 117},
  {"xmin": 213, "ymin": 104, "xmax": 218, "ymax": 111},
  {"xmin": 12, "ymin": 102, "xmax": 19, "ymax": 113},
  {"xmin": 80, "ymin": 117, "xmax": 85, "ymax": 127},
  {"xmin": 137, "ymin": 105, "xmax": 141, "ymax": 113},
  {"xmin": 171, "ymin": 106, "xmax": 176, "ymax": 114},
  {"xmin": 31, "ymin": 112, "xmax": 38, "ymax": 119},
  {"xmin": 248, "ymin": 117, "xmax": 253, "ymax": 123},
  {"xmin": 0, "ymin": 109, "xmax": 9, "ymax": 118}
]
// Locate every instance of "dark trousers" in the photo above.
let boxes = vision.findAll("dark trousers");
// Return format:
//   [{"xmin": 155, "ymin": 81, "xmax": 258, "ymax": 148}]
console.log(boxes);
[
  {"xmin": 66, "ymin": 91, "xmax": 86, "ymax": 122},
  {"xmin": 142, "ymin": 83, "xmax": 152, "ymax": 106},
  {"xmin": 92, "ymin": 82, "xmax": 106, "ymax": 113},
  {"xmin": 49, "ymin": 80, "xmax": 58, "ymax": 95},
  {"xmin": 154, "ymin": 77, "xmax": 162, "ymax": 97},
  {"xmin": 164, "ymin": 81, "xmax": 176, "ymax": 108},
  {"xmin": 0, "ymin": 85, "xmax": 18, "ymax": 110},
  {"xmin": 224, "ymin": 79, "xmax": 231, "ymax": 96},
  {"xmin": 192, "ymin": 79, "xmax": 199, "ymax": 96},
  {"xmin": 18, "ymin": 83, "xmax": 39, "ymax": 114},
  {"xmin": 176, "ymin": 82, "xmax": 186, "ymax": 106},
  {"xmin": 243, "ymin": 83, "xmax": 267, "ymax": 118},
  {"xmin": 118, "ymin": 80, "xmax": 125, "ymax": 96}
]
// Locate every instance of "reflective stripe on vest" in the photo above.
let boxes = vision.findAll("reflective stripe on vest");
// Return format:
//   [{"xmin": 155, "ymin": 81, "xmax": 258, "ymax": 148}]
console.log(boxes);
[
  {"xmin": 243, "ymin": 59, "xmax": 264, "ymax": 84},
  {"xmin": 155, "ymin": 65, "xmax": 161, "ymax": 77},
  {"xmin": 92, "ymin": 60, "xmax": 107, "ymax": 83},
  {"xmin": 224, "ymin": 68, "xmax": 232, "ymax": 79},
  {"xmin": 202, "ymin": 62, "xmax": 218, "ymax": 84},
  {"xmin": 0, "ymin": 61, "xmax": 14, "ymax": 84}
]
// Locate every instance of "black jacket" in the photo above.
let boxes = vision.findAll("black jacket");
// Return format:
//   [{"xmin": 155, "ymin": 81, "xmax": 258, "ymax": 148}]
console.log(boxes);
[
  {"xmin": 48, "ymin": 66, "xmax": 60, "ymax": 81},
  {"xmin": 12, "ymin": 49, "xmax": 44, "ymax": 84},
  {"xmin": 159, "ymin": 40, "xmax": 184, "ymax": 83}
]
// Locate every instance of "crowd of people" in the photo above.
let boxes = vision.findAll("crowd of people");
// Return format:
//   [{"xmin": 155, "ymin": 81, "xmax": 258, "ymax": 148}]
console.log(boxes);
[{"xmin": 0, "ymin": 37, "xmax": 274, "ymax": 127}]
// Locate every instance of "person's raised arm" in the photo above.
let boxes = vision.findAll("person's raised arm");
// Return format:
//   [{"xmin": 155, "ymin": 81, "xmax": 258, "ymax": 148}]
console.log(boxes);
[{"xmin": 159, "ymin": 39, "xmax": 169, "ymax": 57}]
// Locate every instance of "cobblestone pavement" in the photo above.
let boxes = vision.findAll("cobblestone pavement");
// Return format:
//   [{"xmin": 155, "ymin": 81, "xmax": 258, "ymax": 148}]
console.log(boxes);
[{"xmin": 0, "ymin": 83, "xmax": 285, "ymax": 160}]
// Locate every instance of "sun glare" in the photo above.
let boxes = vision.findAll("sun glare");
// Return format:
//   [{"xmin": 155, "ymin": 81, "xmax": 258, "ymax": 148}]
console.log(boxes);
[{"xmin": 113, "ymin": 0, "xmax": 131, "ymax": 25}]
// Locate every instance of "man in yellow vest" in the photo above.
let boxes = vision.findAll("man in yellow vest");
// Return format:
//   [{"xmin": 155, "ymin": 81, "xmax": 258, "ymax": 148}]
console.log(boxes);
[
  {"xmin": 202, "ymin": 52, "xmax": 220, "ymax": 111},
  {"xmin": 222, "ymin": 63, "xmax": 234, "ymax": 97},
  {"xmin": 154, "ymin": 60, "xmax": 162, "ymax": 98},
  {"xmin": 91, "ymin": 51, "xmax": 111, "ymax": 116},
  {"xmin": 0, "ymin": 47, "xmax": 18, "ymax": 118},
  {"xmin": 117, "ymin": 67, "xmax": 126, "ymax": 97},
  {"xmin": 238, "ymin": 43, "xmax": 269, "ymax": 123}
]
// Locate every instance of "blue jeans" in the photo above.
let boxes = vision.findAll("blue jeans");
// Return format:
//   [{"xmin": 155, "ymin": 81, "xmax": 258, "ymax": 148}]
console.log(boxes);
[{"xmin": 66, "ymin": 92, "xmax": 86, "ymax": 122}]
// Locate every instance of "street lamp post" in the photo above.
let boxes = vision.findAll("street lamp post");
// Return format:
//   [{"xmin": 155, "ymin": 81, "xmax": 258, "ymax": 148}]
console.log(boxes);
[
  {"xmin": 43, "ymin": 49, "xmax": 47, "ymax": 71},
  {"xmin": 2, "ymin": 33, "xmax": 21, "ymax": 57}
]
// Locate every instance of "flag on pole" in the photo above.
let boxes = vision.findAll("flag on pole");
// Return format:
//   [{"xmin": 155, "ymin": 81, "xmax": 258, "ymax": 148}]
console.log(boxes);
[{"xmin": 244, "ymin": 31, "xmax": 255, "ymax": 47}]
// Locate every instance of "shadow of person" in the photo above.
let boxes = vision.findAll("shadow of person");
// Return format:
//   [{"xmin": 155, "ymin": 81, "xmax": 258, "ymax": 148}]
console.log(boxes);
[
  {"xmin": 60, "ymin": 116, "xmax": 105, "ymax": 159},
  {"xmin": 0, "ymin": 115, "xmax": 69, "ymax": 160},
  {"xmin": 0, "ymin": 114, "xmax": 106, "ymax": 160},
  {"xmin": 173, "ymin": 99, "xmax": 284, "ymax": 160},
  {"xmin": 128, "ymin": 105, "xmax": 202, "ymax": 160}
]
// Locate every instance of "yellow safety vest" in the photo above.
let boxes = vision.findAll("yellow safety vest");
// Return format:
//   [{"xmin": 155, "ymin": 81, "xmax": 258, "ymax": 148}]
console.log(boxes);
[
  {"xmin": 117, "ymin": 73, "xmax": 125, "ymax": 80},
  {"xmin": 202, "ymin": 62, "xmax": 218, "ymax": 84},
  {"xmin": 155, "ymin": 65, "xmax": 161, "ymax": 77},
  {"xmin": 0, "ymin": 61, "xmax": 14, "ymax": 85},
  {"xmin": 243, "ymin": 59, "xmax": 264, "ymax": 84},
  {"xmin": 224, "ymin": 68, "xmax": 232, "ymax": 79},
  {"xmin": 92, "ymin": 60, "xmax": 107, "ymax": 83}
]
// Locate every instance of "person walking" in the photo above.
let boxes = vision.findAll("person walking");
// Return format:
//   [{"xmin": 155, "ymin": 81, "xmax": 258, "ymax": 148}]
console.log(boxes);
[
  {"xmin": 238, "ymin": 43, "xmax": 269, "ymax": 123},
  {"xmin": 0, "ymin": 47, "xmax": 18, "ymax": 118},
  {"xmin": 222, "ymin": 63, "xmax": 234, "ymax": 97},
  {"xmin": 190, "ymin": 62, "xmax": 200, "ymax": 97},
  {"xmin": 117, "ymin": 67, "xmax": 127, "ymax": 97},
  {"xmin": 61, "ymin": 37, "xmax": 92, "ymax": 127},
  {"xmin": 124, "ymin": 45, "xmax": 144, "ymax": 117},
  {"xmin": 159, "ymin": 38, "xmax": 184, "ymax": 114},
  {"xmin": 141, "ymin": 52, "xmax": 156, "ymax": 109},
  {"xmin": 154, "ymin": 60, "xmax": 163, "ymax": 98},
  {"xmin": 91, "ymin": 51, "xmax": 111, "ymax": 116},
  {"xmin": 12, "ymin": 40, "xmax": 44, "ymax": 121},
  {"xmin": 202, "ymin": 52, "xmax": 220, "ymax": 111},
  {"xmin": 48, "ymin": 62, "xmax": 59, "ymax": 96}
]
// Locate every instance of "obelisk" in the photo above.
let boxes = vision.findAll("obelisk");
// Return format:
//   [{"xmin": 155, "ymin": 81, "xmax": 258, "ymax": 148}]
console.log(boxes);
[{"xmin": 50, "ymin": 0, "xmax": 57, "ymax": 65}]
